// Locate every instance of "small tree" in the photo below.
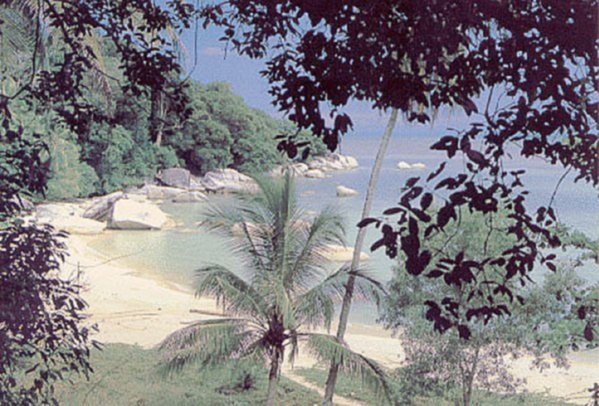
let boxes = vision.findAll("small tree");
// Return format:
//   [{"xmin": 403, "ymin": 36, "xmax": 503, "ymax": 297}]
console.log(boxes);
[
  {"xmin": 159, "ymin": 173, "xmax": 391, "ymax": 406},
  {"xmin": 380, "ymin": 209, "xmax": 597, "ymax": 405}
]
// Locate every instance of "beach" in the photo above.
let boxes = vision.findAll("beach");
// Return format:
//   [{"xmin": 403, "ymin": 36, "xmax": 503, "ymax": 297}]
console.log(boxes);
[{"xmin": 66, "ymin": 233, "xmax": 598, "ymax": 405}]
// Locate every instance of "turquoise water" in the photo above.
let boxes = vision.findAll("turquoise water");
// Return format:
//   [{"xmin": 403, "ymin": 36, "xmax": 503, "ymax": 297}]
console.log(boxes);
[{"xmin": 88, "ymin": 136, "xmax": 599, "ymax": 324}]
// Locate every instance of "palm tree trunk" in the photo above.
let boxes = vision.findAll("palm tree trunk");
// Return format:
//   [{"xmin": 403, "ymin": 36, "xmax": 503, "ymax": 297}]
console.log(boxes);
[
  {"xmin": 323, "ymin": 108, "xmax": 399, "ymax": 406},
  {"xmin": 266, "ymin": 350, "xmax": 281, "ymax": 406}
]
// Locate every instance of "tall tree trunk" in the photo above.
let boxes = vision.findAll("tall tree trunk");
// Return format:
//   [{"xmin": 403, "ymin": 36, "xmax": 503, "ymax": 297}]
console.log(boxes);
[
  {"xmin": 266, "ymin": 350, "xmax": 281, "ymax": 406},
  {"xmin": 323, "ymin": 108, "xmax": 399, "ymax": 406},
  {"xmin": 149, "ymin": 88, "xmax": 163, "ymax": 146}
]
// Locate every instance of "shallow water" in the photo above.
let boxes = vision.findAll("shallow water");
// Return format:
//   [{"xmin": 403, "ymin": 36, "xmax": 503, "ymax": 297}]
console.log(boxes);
[{"xmin": 88, "ymin": 135, "xmax": 599, "ymax": 324}]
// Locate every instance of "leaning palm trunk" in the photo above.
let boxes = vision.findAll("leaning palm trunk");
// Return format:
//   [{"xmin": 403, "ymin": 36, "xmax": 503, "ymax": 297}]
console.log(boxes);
[{"xmin": 323, "ymin": 108, "xmax": 399, "ymax": 405}]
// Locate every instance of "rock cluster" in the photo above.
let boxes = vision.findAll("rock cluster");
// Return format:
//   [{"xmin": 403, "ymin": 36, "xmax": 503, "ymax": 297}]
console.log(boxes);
[{"xmin": 270, "ymin": 153, "xmax": 359, "ymax": 179}]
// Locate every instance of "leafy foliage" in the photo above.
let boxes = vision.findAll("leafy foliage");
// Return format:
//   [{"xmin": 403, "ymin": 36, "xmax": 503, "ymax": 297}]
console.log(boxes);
[
  {"xmin": 0, "ymin": 223, "xmax": 97, "ymax": 405},
  {"xmin": 380, "ymin": 209, "xmax": 597, "ymax": 405}
]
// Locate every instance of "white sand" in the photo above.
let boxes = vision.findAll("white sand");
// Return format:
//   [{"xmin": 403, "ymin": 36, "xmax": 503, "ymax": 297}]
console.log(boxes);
[{"xmin": 66, "ymin": 235, "xmax": 598, "ymax": 404}]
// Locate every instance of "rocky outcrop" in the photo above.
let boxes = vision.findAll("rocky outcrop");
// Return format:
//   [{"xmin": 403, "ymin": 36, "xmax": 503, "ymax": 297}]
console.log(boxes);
[
  {"xmin": 37, "ymin": 203, "xmax": 105, "ymax": 235},
  {"xmin": 202, "ymin": 168, "xmax": 258, "ymax": 193},
  {"xmin": 108, "ymin": 199, "xmax": 169, "ymax": 230},
  {"xmin": 322, "ymin": 244, "xmax": 369, "ymax": 262},
  {"xmin": 336, "ymin": 185, "xmax": 359, "ymax": 197},
  {"xmin": 82, "ymin": 191, "xmax": 125, "ymax": 220}
]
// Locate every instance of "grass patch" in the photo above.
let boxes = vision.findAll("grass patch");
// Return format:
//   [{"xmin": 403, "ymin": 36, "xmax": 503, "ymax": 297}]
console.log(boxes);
[
  {"xmin": 294, "ymin": 367, "xmax": 574, "ymax": 406},
  {"xmin": 55, "ymin": 343, "xmax": 321, "ymax": 406}
]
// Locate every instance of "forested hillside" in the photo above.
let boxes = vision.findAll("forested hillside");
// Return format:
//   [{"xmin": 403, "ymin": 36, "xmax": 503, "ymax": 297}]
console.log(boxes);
[{"xmin": 1, "ymin": 23, "xmax": 324, "ymax": 201}]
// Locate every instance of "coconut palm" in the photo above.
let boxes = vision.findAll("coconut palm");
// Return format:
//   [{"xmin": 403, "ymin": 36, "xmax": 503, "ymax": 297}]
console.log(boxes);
[{"xmin": 159, "ymin": 173, "xmax": 391, "ymax": 406}]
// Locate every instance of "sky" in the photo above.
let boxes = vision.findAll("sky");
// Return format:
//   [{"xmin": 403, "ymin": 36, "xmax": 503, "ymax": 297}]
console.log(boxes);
[{"xmin": 179, "ymin": 25, "xmax": 474, "ymax": 140}]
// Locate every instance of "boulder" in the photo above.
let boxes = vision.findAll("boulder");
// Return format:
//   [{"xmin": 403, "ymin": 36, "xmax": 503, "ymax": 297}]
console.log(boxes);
[
  {"xmin": 291, "ymin": 162, "xmax": 309, "ymax": 175},
  {"xmin": 202, "ymin": 168, "xmax": 258, "ymax": 193},
  {"xmin": 171, "ymin": 191, "xmax": 207, "ymax": 203},
  {"xmin": 156, "ymin": 167, "xmax": 192, "ymax": 189},
  {"xmin": 140, "ymin": 185, "xmax": 185, "ymax": 200},
  {"xmin": 188, "ymin": 176, "xmax": 207, "ymax": 192},
  {"xmin": 48, "ymin": 217, "xmax": 106, "ymax": 235},
  {"xmin": 308, "ymin": 157, "xmax": 328, "ymax": 170},
  {"xmin": 397, "ymin": 161, "xmax": 412, "ymax": 170},
  {"xmin": 412, "ymin": 162, "xmax": 427, "ymax": 170},
  {"xmin": 37, "ymin": 203, "xmax": 84, "ymax": 219},
  {"xmin": 37, "ymin": 203, "xmax": 105, "ymax": 235},
  {"xmin": 305, "ymin": 169, "xmax": 327, "ymax": 179},
  {"xmin": 323, "ymin": 244, "xmax": 369, "ymax": 262},
  {"xmin": 82, "ymin": 191, "xmax": 125, "ymax": 220},
  {"xmin": 108, "ymin": 199, "xmax": 169, "ymax": 230},
  {"xmin": 336, "ymin": 185, "xmax": 359, "ymax": 197},
  {"xmin": 269, "ymin": 165, "xmax": 285, "ymax": 177}
]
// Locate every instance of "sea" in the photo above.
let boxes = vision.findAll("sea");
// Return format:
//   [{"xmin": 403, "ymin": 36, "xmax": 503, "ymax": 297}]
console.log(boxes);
[{"xmin": 87, "ymin": 135, "xmax": 599, "ymax": 325}]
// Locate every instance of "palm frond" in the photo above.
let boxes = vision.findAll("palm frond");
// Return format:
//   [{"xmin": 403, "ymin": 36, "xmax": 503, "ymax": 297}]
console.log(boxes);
[
  {"xmin": 305, "ymin": 334, "xmax": 394, "ymax": 402},
  {"xmin": 294, "ymin": 265, "xmax": 385, "ymax": 330},
  {"xmin": 195, "ymin": 264, "xmax": 267, "ymax": 323},
  {"xmin": 285, "ymin": 205, "xmax": 346, "ymax": 291},
  {"xmin": 158, "ymin": 318, "xmax": 254, "ymax": 374}
]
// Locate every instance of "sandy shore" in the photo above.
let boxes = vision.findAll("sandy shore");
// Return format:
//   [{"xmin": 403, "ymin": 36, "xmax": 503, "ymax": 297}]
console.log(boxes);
[{"xmin": 65, "ymin": 234, "xmax": 597, "ymax": 405}]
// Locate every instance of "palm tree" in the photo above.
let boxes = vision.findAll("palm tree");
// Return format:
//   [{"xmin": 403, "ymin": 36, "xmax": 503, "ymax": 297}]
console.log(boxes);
[{"xmin": 159, "ymin": 173, "xmax": 391, "ymax": 406}]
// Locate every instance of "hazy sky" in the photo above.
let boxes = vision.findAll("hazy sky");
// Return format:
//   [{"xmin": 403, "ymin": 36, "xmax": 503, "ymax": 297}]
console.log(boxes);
[{"xmin": 180, "ymin": 26, "xmax": 474, "ymax": 139}]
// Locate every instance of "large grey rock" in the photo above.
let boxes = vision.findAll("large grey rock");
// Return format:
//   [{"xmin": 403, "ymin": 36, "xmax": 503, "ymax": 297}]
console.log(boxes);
[
  {"xmin": 82, "ymin": 191, "xmax": 124, "ymax": 220},
  {"xmin": 336, "ymin": 185, "xmax": 359, "ymax": 197},
  {"xmin": 108, "ymin": 199, "xmax": 168, "ymax": 230},
  {"xmin": 156, "ymin": 168, "xmax": 192, "ymax": 189},
  {"xmin": 202, "ymin": 168, "xmax": 257, "ymax": 193}
]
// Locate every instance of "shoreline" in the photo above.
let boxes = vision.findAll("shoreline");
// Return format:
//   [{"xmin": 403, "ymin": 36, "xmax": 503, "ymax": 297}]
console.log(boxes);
[{"xmin": 66, "ymin": 234, "xmax": 597, "ymax": 404}]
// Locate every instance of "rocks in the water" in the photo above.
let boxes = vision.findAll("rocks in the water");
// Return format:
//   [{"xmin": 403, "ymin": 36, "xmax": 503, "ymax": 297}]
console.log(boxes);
[
  {"xmin": 308, "ymin": 154, "xmax": 358, "ymax": 172},
  {"xmin": 270, "ymin": 163, "xmax": 310, "ymax": 177},
  {"xmin": 336, "ymin": 185, "xmax": 359, "ymax": 197},
  {"xmin": 323, "ymin": 244, "xmax": 369, "ymax": 262},
  {"xmin": 108, "ymin": 199, "xmax": 169, "ymax": 230},
  {"xmin": 397, "ymin": 161, "xmax": 412, "ymax": 170},
  {"xmin": 171, "ymin": 191, "xmax": 207, "ymax": 203},
  {"xmin": 397, "ymin": 161, "xmax": 426, "ymax": 170},
  {"xmin": 82, "ymin": 191, "xmax": 125, "ymax": 220},
  {"xmin": 305, "ymin": 169, "xmax": 327, "ymax": 179},
  {"xmin": 202, "ymin": 168, "xmax": 258, "ymax": 193},
  {"xmin": 156, "ymin": 167, "xmax": 192, "ymax": 189}
]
